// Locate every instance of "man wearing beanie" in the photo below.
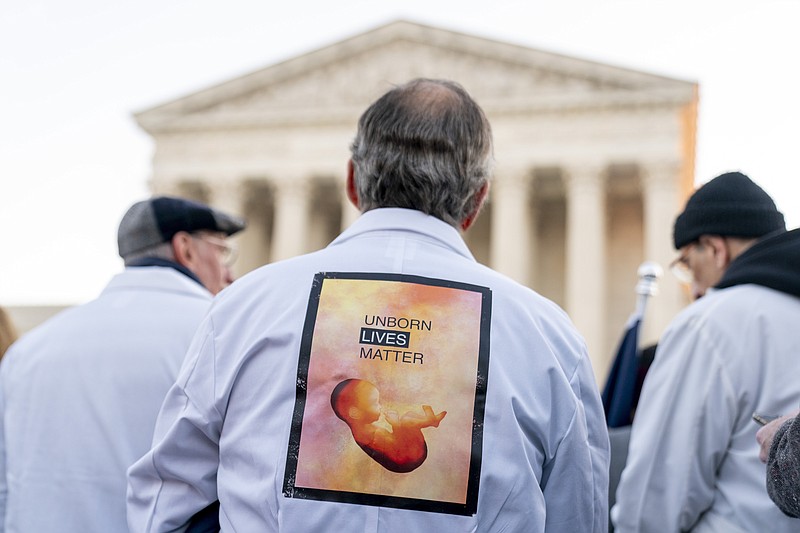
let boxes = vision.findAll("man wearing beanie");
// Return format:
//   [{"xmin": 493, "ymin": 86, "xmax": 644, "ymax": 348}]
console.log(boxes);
[
  {"xmin": 612, "ymin": 172, "xmax": 800, "ymax": 532},
  {"xmin": 0, "ymin": 196, "xmax": 245, "ymax": 532}
]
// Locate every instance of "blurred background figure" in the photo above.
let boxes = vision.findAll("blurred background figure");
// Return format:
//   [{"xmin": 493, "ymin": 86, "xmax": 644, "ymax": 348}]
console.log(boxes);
[
  {"xmin": 0, "ymin": 196, "xmax": 245, "ymax": 533},
  {"xmin": 0, "ymin": 307, "xmax": 18, "ymax": 360}
]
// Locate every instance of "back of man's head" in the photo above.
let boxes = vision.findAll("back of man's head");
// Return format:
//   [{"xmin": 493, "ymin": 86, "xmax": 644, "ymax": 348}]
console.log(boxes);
[
  {"xmin": 350, "ymin": 78, "xmax": 494, "ymax": 228},
  {"xmin": 673, "ymin": 171, "xmax": 785, "ymax": 249}
]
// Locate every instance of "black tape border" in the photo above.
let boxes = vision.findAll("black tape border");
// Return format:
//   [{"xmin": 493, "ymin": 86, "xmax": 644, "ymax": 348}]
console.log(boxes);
[{"xmin": 282, "ymin": 272, "xmax": 492, "ymax": 516}]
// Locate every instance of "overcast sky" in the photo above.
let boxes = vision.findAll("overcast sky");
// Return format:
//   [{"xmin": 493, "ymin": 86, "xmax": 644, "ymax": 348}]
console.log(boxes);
[{"xmin": 1, "ymin": 0, "xmax": 798, "ymax": 306}]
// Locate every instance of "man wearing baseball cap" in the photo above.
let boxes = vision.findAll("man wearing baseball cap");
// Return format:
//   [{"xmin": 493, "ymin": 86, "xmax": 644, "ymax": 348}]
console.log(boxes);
[
  {"xmin": 0, "ymin": 196, "xmax": 245, "ymax": 532},
  {"xmin": 612, "ymin": 172, "xmax": 800, "ymax": 532},
  {"xmin": 117, "ymin": 196, "xmax": 245, "ymax": 295}
]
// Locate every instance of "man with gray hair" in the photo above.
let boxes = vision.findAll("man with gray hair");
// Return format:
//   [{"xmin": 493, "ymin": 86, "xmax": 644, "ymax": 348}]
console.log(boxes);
[
  {"xmin": 128, "ymin": 78, "xmax": 609, "ymax": 532},
  {"xmin": 0, "ymin": 196, "xmax": 244, "ymax": 532}
]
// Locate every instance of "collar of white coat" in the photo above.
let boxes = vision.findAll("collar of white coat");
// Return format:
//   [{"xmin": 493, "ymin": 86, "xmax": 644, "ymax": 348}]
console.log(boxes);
[
  {"xmin": 330, "ymin": 208, "xmax": 476, "ymax": 262},
  {"xmin": 102, "ymin": 266, "xmax": 214, "ymax": 300}
]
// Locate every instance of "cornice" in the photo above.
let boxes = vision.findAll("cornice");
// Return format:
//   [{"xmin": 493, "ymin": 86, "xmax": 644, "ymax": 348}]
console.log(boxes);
[
  {"xmin": 134, "ymin": 20, "xmax": 698, "ymax": 136},
  {"xmin": 139, "ymin": 87, "xmax": 694, "ymax": 135}
]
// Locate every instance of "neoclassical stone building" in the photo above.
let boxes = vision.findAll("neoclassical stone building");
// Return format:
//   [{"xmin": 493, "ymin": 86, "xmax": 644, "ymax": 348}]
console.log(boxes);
[{"xmin": 135, "ymin": 20, "xmax": 698, "ymax": 383}]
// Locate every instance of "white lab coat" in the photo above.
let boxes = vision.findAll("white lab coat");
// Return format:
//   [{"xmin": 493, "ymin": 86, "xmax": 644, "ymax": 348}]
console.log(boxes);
[
  {"xmin": 612, "ymin": 284, "xmax": 800, "ymax": 532},
  {"xmin": 128, "ymin": 208, "xmax": 609, "ymax": 533},
  {"xmin": 0, "ymin": 267, "xmax": 212, "ymax": 532}
]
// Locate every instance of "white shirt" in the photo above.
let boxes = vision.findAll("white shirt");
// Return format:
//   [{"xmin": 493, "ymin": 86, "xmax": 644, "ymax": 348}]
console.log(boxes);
[
  {"xmin": 0, "ymin": 267, "xmax": 212, "ymax": 533},
  {"xmin": 128, "ymin": 208, "xmax": 609, "ymax": 533},
  {"xmin": 612, "ymin": 284, "xmax": 800, "ymax": 532}
]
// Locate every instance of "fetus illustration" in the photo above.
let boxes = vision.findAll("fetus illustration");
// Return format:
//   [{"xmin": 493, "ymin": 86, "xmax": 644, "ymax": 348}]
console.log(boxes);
[{"xmin": 330, "ymin": 378, "xmax": 447, "ymax": 473}]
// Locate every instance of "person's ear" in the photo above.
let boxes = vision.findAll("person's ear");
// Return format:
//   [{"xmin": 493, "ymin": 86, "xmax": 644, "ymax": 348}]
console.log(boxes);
[
  {"xmin": 460, "ymin": 182, "xmax": 490, "ymax": 232},
  {"xmin": 706, "ymin": 236, "xmax": 730, "ymax": 269},
  {"xmin": 346, "ymin": 159, "xmax": 360, "ymax": 209},
  {"xmin": 171, "ymin": 232, "xmax": 195, "ymax": 268}
]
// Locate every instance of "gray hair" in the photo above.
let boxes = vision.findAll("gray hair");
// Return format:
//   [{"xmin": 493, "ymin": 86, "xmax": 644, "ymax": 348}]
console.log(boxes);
[
  {"xmin": 350, "ymin": 78, "xmax": 494, "ymax": 227},
  {"xmin": 122, "ymin": 241, "xmax": 174, "ymax": 266}
]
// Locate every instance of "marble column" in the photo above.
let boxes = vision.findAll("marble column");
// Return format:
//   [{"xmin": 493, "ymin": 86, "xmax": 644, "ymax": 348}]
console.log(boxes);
[
  {"xmin": 490, "ymin": 172, "xmax": 532, "ymax": 285},
  {"xmin": 149, "ymin": 180, "xmax": 185, "ymax": 198},
  {"xmin": 271, "ymin": 178, "xmax": 311, "ymax": 261},
  {"xmin": 642, "ymin": 162, "xmax": 685, "ymax": 344},
  {"xmin": 239, "ymin": 181, "xmax": 274, "ymax": 274},
  {"xmin": 206, "ymin": 180, "xmax": 250, "ymax": 274},
  {"xmin": 207, "ymin": 180, "xmax": 244, "ymax": 218},
  {"xmin": 565, "ymin": 165, "xmax": 607, "ymax": 382}
]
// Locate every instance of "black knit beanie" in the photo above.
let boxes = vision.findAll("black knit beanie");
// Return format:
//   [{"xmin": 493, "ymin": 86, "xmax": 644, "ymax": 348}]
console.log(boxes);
[{"xmin": 673, "ymin": 172, "xmax": 786, "ymax": 249}]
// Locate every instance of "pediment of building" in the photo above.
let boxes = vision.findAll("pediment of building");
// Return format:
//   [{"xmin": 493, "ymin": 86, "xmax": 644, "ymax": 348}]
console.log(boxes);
[{"xmin": 136, "ymin": 20, "xmax": 697, "ymax": 133}]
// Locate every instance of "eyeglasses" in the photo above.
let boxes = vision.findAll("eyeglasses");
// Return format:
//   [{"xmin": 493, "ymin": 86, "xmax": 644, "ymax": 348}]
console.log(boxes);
[
  {"xmin": 669, "ymin": 244, "xmax": 696, "ymax": 285},
  {"xmin": 192, "ymin": 234, "xmax": 237, "ymax": 266}
]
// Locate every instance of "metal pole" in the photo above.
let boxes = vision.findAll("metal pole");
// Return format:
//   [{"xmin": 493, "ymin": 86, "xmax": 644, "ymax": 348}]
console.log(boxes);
[{"xmin": 634, "ymin": 261, "xmax": 663, "ymax": 320}]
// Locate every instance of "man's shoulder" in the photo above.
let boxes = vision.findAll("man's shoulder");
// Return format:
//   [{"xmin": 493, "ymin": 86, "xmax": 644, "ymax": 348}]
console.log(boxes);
[
  {"xmin": 113, "ymin": 267, "xmax": 212, "ymax": 300},
  {"xmin": 216, "ymin": 241, "xmax": 576, "ymax": 348},
  {"xmin": 10, "ymin": 302, "xmax": 87, "ymax": 342},
  {"xmin": 6, "ymin": 273, "xmax": 211, "ymax": 358},
  {"xmin": 678, "ymin": 283, "xmax": 799, "ymax": 327},
  {"xmin": 659, "ymin": 283, "xmax": 800, "ymax": 368},
  {"xmin": 0, "ymin": 303, "xmax": 87, "ymax": 373},
  {"xmin": 228, "ymin": 245, "xmax": 561, "ymax": 312}
]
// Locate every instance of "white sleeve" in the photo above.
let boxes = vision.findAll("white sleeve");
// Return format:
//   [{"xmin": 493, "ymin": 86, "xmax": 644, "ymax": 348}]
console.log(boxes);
[
  {"xmin": 0, "ymin": 362, "xmax": 8, "ymax": 531},
  {"xmin": 611, "ymin": 317, "xmax": 736, "ymax": 532},
  {"xmin": 543, "ymin": 365, "xmax": 610, "ymax": 533},
  {"xmin": 127, "ymin": 320, "xmax": 222, "ymax": 533},
  {"xmin": 569, "ymin": 352, "xmax": 611, "ymax": 533}
]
